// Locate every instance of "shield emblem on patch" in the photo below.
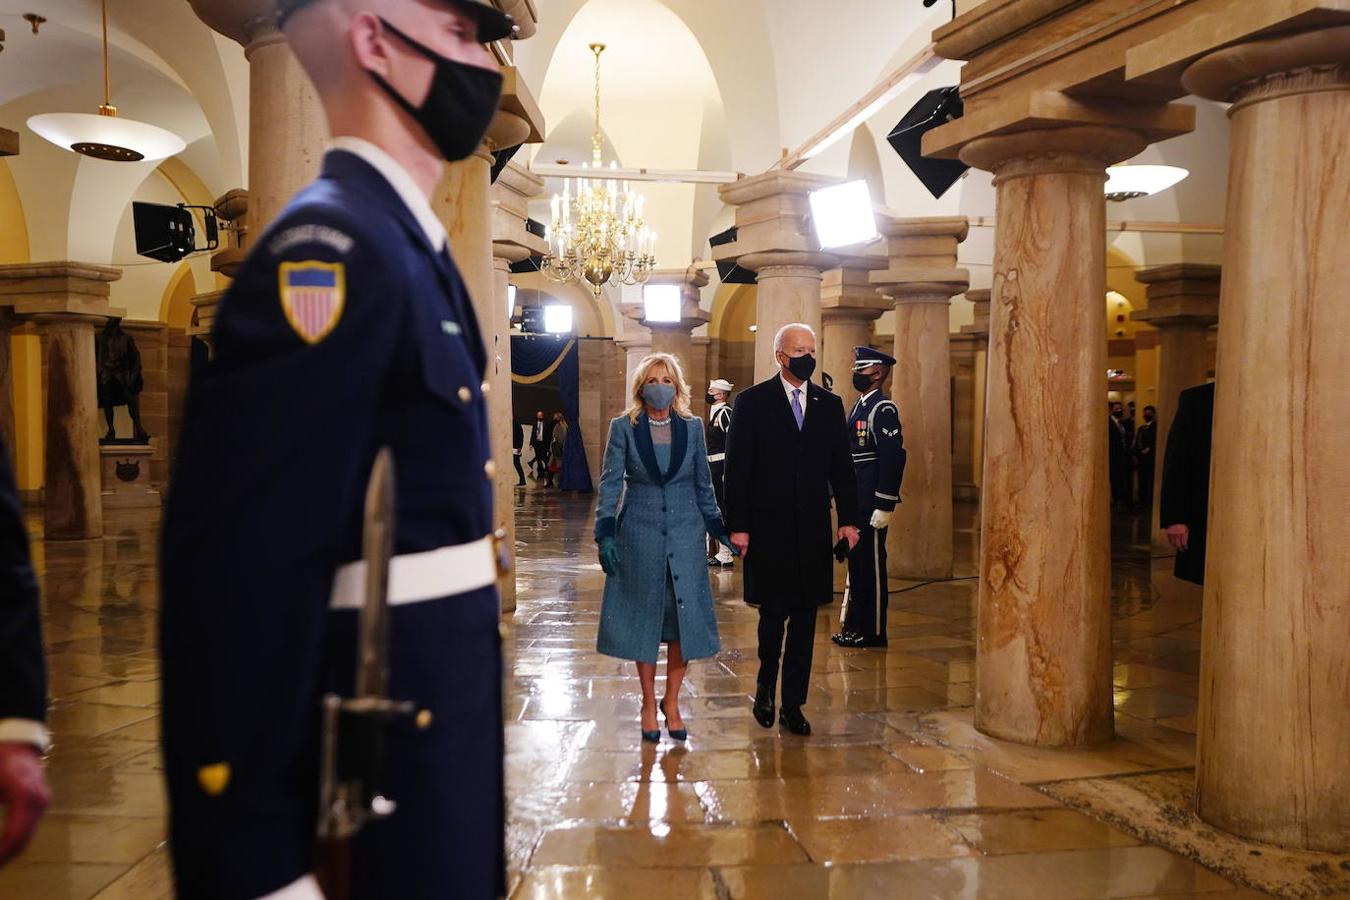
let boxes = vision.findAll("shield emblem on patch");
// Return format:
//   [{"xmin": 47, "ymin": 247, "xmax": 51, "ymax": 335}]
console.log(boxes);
[{"xmin": 279, "ymin": 261, "xmax": 346, "ymax": 344}]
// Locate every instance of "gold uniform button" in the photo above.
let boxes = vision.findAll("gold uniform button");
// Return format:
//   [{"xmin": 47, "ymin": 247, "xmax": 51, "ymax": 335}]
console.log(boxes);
[
  {"xmin": 457, "ymin": 386, "xmax": 472, "ymax": 403},
  {"xmin": 484, "ymin": 460, "xmax": 497, "ymax": 478}
]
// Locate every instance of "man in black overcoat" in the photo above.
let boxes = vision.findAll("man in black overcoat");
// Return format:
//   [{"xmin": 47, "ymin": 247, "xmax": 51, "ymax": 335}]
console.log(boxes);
[
  {"xmin": 1132, "ymin": 404, "xmax": 1157, "ymax": 507},
  {"xmin": 724, "ymin": 323, "xmax": 859, "ymax": 736},
  {"xmin": 1160, "ymin": 383, "xmax": 1215, "ymax": 585},
  {"xmin": 1108, "ymin": 401, "xmax": 1131, "ymax": 508}
]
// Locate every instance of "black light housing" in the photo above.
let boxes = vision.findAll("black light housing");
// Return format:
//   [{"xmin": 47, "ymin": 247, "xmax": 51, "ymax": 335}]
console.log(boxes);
[
  {"xmin": 886, "ymin": 87, "xmax": 968, "ymax": 200},
  {"xmin": 709, "ymin": 227, "xmax": 756, "ymax": 285}
]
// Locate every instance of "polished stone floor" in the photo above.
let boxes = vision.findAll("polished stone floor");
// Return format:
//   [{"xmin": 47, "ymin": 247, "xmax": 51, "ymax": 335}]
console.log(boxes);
[{"xmin": 2, "ymin": 486, "xmax": 1336, "ymax": 898}]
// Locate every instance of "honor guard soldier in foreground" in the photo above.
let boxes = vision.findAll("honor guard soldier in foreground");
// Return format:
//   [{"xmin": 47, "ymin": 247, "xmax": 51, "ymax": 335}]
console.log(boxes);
[
  {"xmin": 833, "ymin": 347, "xmax": 907, "ymax": 649},
  {"xmin": 159, "ymin": 1, "xmax": 516, "ymax": 898},
  {"xmin": 706, "ymin": 378, "xmax": 735, "ymax": 567}
]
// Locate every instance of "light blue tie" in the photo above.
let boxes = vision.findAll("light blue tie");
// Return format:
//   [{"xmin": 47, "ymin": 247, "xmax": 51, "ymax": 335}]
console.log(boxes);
[{"xmin": 791, "ymin": 388, "xmax": 804, "ymax": 430}]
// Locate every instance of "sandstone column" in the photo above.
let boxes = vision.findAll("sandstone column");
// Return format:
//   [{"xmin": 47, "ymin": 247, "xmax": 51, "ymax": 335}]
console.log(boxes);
[
  {"xmin": 0, "ymin": 309, "xmax": 17, "ymax": 460},
  {"xmin": 714, "ymin": 172, "xmax": 842, "ymax": 383},
  {"xmin": 491, "ymin": 161, "xmax": 547, "ymax": 612},
  {"xmin": 1181, "ymin": 27, "xmax": 1350, "ymax": 851},
  {"xmin": 949, "ymin": 333, "xmax": 978, "ymax": 501},
  {"xmin": 1131, "ymin": 264, "xmax": 1219, "ymax": 551},
  {"xmin": 871, "ymin": 217, "xmax": 969, "ymax": 582},
  {"xmin": 960, "ymin": 126, "xmax": 1147, "ymax": 747},
  {"xmin": 820, "ymin": 265, "xmax": 890, "ymax": 411},
  {"xmin": 961, "ymin": 289, "xmax": 991, "ymax": 498},
  {"xmin": 0, "ymin": 263, "xmax": 123, "ymax": 540},
  {"xmin": 188, "ymin": 1, "xmax": 327, "ymax": 236}
]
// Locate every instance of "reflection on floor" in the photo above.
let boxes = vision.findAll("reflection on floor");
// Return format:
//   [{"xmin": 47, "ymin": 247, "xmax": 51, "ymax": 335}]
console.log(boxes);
[{"xmin": 3, "ymin": 489, "xmax": 1342, "ymax": 897}]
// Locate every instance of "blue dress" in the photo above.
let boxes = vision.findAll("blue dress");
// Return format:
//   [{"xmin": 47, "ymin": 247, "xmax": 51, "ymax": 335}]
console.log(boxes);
[
  {"xmin": 593, "ymin": 413, "xmax": 725, "ymax": 663},
  {"xmin": 652, "ymin": 431, "xmax": 681, "ymax": 644}
]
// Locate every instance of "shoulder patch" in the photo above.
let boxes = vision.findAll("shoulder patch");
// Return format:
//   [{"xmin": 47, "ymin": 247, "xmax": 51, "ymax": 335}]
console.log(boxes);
[{"xmin": 279, "ymin": 261, "xmax": 346, "ymax": 344}]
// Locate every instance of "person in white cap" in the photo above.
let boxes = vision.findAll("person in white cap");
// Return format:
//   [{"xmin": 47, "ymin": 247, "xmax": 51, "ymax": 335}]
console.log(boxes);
[{"xmin": 705, "ymin": 378, "xmax": 735, "ymax": 566}]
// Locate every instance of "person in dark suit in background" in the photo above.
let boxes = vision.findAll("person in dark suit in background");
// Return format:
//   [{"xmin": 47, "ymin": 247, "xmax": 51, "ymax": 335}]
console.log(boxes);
[
  {"xmin": 724, "ymin": 323, "xmax": 860, "ymax": 736},
  {"xmin": 1109, "ymin": 401, "xmax": 1132, "ymax": 508},
  {"xmin": 1132, "ymin": 404, "xmax": 1157, "ymax": 507},
  {"xmin": 529, "ymin": 409, "xmax": 552, "ymax": 481},
  {"xmin": 0, "ymin": 435, "xmax": 51, "ymax": 868},
  {"xmin": 1160, "ymin": 383, "xmax": 1216, "ymax": 585},
  {"xmin": 512, "ymin": 419, "xmax": 527, "ymax": 486}
]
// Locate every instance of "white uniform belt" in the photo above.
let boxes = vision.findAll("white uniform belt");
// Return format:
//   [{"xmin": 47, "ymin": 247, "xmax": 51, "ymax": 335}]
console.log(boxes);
[
  {"xmin": 330, "ymin": 536, "xmax": 497, "ymax": 610},
  {"xmin": 707, "ymin": 452, "xmax": 726, "ymax": 462}
]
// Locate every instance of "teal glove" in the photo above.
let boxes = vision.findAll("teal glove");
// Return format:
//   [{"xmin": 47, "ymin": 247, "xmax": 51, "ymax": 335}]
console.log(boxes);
[
  {"xmin": 598, "ymin": 537, "xmax": 620, "ymax": 576},
  {"xmin": 712, "ymin": 529, "xmax": 740, "ymax": 557}
]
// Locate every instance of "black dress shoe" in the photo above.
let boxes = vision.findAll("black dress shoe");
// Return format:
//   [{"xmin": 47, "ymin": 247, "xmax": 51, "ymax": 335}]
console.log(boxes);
[
  {"xmin": 831, "ymin": 630, "xmax": 859, "ymax": 646},
  {"xmin": 837, "ymin": 632, "xmax": 888, "ymax": 648},
  {"xmin": 779, "ymin": 706, "xmax": 811, "ymax": 736},
  {"xmin": 752, "ymin": 683, "xmax": 775, "ymax": 729}
]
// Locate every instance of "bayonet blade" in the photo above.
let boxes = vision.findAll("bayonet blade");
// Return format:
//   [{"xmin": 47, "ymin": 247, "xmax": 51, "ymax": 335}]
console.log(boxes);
[{"xmin": 357, "ymin": 447, "xmax": 396, "ymax": 699}]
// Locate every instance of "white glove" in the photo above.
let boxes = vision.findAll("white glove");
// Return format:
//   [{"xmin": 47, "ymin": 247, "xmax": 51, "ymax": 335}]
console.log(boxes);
[{"xmin": 869, "ymin": 509, "xmax": 892, "ymax": 529}]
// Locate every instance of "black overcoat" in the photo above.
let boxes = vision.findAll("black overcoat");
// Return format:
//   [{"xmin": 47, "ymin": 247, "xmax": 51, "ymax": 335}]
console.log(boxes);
[
  {"xmin": 1159, "ymin": 382, "xmax": 1215, "ymax": 585},
  {"xmin": 723, "ymin": 376, "xmax": 859, "ymax": 610},
  {"xmin": 0, "ymin": 435, "xmax": 44, "ymax": 728}
]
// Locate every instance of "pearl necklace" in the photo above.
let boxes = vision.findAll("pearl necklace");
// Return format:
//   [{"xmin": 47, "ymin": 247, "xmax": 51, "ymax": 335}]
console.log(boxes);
[{"xmin": 648, "ymin": 415, "xmax": 672, "ymax": 427}]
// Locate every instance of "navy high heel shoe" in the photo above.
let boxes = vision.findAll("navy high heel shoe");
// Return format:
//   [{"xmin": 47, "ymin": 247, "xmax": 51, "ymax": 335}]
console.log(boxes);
[
  {"xmin": 641, "ymin": 727, "xmax": 661, "ymax": 743},
  {"xmin": 661, "ymin": 698, "xmax": 687, "ymax": 742}
]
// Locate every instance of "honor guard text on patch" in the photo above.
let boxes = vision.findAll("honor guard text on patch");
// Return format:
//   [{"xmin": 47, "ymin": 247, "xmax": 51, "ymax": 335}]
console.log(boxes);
[{"xmin": 279, "ymin": 261, "xmax": 346, "ymax": 344}]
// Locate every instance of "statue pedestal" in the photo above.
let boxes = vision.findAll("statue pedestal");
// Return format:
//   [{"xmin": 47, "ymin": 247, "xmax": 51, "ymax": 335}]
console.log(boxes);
[{"xmin": 100, "ymin": 445, "xmax": 160, "ymax": 509}]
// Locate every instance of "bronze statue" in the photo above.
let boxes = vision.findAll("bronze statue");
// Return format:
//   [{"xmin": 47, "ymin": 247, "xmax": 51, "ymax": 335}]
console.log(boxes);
[{"xmin": 96, "ymin": 318, "xmax": 149, "ymax": 444}]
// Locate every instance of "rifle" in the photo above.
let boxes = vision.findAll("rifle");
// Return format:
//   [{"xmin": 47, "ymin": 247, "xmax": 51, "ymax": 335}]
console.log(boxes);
[{"xmin": 315, "ymin": 448, "xmax": 431, "ymax": 899}]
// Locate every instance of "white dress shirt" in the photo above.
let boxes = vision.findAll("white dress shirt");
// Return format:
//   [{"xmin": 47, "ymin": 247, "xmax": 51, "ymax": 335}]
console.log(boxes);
[
  {"xmin": 329, "ymin": 136, "xmax": 447, "ymax": 253},
  {"xmin": 781, "ymin": 373, "xmax": 809, "ymax": 424},
  {"xmin": 0, "ymin": 718, "xmax": 49, "ymax": 752}
]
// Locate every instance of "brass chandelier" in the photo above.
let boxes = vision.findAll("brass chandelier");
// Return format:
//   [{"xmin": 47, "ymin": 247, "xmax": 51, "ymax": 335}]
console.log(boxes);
[{"xmin": 541, "ymin": 43, "xmax": 656, "ymax": 297}]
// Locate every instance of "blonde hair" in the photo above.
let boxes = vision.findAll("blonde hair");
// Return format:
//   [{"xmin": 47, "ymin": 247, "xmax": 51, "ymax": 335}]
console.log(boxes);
[{"xmin": 626, "ymin": 353, "xmax": 694, "ymax": 424}]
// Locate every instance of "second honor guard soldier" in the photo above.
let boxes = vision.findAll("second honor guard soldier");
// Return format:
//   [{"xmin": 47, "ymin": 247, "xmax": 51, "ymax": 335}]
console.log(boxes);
[
  {"xmin": 159, "ymin": 2, "xmax": 516, "ymax": 898},
  {"xmin": 706, "ymin": 378, "xmax": 735, "ymax": 567},
  {"xmin": 832, "ymin": 347, "xmax": 906, "ymax": 649}
]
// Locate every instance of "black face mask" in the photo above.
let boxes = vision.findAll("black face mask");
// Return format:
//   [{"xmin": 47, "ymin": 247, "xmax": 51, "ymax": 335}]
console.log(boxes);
[
  {"xmin": 852, "ymin": 372, "xmax": 876, "ymax": 393},
  {"xmin": 706, "ymin": 394, "xmax": 716, "ymax": 404},
  {"xmin": 370, "ymin": 20, "xmax": 504, "ymax": 162},
  {"xmin": 783, "ymin": 353, "xmax": 816, "ymax": 382}
]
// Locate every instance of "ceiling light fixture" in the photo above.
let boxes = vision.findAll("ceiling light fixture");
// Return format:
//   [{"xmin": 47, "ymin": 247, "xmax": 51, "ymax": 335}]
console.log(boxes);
[
  {"xmin": 27, "ymin": 0, "xmax": 185, "ymax": 163},
  {"xmin": 541, "ymin": 43, "xmax": 657, "ymax": 297},
  {"xmin": 1104, "ymin": 165, "xmax": 1188, "ymax": 202}
]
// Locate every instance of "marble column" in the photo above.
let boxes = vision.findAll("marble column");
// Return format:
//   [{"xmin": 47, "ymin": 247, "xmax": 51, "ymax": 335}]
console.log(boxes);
[
  {"xmin": 1181, "ymin": 27, "xmax": 1350, "ymax": 852},
  {"xmin": 715, "ymin": 172, "xmax": 842, "ymax": 383},
  {"xmin": 960, "ymin": 126, "xmax": 1147, "ymax": 747},
  {"xmin": 950, "ymin": 333, "xmax": 978, "ymax": 501},
  {"xmin": 871, "ymin": 217, "xmax": 969, "ymax": 582},
  {"xmin": 188, "ymin": 1, "xmax": 327, "ymax": 236},
  {"xmin": 820, "ymin": 266, "xmax": 890, "ymax": 411},
  {"xmin": 491, "ymin": 162, "xmax": 547, "ymax": 612},
  {"xmin": 0, "ymin": 309, "xmax": 16, "ymax": 461},
  {"xmin": 617, "ymin": 335, "xmax": 654, "ymax": 399},
  {"xmin": 0, "ymin": 262, "xmax": 123, "ymax": 540},
  {"xmin": 961, "ymin": 289, "xmax": 991, "ymax": 498},
  {"xmin": 1131, "ymin": 264, "xmax": 1219, "ymax": 552}
]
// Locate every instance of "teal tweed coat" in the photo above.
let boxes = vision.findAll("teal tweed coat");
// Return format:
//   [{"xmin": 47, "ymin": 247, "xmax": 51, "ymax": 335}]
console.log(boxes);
[{"xmin": 594, "ymin": 412, "xmax": 724, "ymax": 663}]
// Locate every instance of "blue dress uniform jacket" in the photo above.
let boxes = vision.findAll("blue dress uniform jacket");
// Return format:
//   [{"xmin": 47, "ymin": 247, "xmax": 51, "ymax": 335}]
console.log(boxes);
[
  {"xmin": 841, "ymin": 391, "xmax": 907, "ymax": 639},
  {"xmin": 0, "ymin": 437, "xmax": 45, "ymax": 729},
  {"xmin": 594, "ymin": 414, "xmax": 724, "ymax": 663},
  {"xmin": 848, "ymin": 391, "xmax": 906, "ymax": 518},
  {"xmin": 160, "ymin": 150, "xmax": 504, "ymax": 900}
]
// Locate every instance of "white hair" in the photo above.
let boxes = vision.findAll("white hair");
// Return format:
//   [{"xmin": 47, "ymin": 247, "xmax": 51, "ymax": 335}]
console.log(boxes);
[{"xmin": 773, "ymin": 322, "xmax": 816, "ymax": 354}]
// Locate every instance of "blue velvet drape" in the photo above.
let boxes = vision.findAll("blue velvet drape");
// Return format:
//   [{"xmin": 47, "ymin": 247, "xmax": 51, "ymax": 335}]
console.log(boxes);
[{"xmin": 511, "ymin": 335, "xmax": 592, "ymax": 492}]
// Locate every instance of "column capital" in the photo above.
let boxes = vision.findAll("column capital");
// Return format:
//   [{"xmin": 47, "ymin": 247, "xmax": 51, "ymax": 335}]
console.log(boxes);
[
  {"xmin": 624, "ymin": 267, "xmax": 711, "ymax": 334},
  {"xmin": 821, "ymin": 265, "xmax": 890, "ymax": 319},
  {"xmin": 715, "ymin": 170, "xmax": 837, "ymax": 264},
  {"xmin": 1182, "ymin": 26, "xmax": 1350, "ymax": 110},
  {"xmin": 961, "ymin": 288, "xmax": 992, "ymax": 338},
  {"xmin": 960, "ymin": 124, "xmax": 1149, "ymax": 180},
  {"xmin": 492, "ymin": 161, "xmax": 547, "ymax": 264},
  {"xmin": 494, "ymin": 67, "xmax": 545, "ymax": 146},
  {"xmin": 738, "ymin": 251, "xmax": 838, "ymax": 276},
  {"xmin": 871, "ymin": 215, "xmax": 970, "ymax": 303},
  {"xmin": 0, "ymin": 262, "xmax": 122, "ymax": 318},
  {"xmin": 1132, "ymin": 263, "xmax": 1221, "ymax": 329},
  {"xmin": 187, "ymin": 0, "xmax": 277, "ymax": 49},
  {"xmin": 211, "ymin": 189, "xmax": 250, "ymax": 277}
]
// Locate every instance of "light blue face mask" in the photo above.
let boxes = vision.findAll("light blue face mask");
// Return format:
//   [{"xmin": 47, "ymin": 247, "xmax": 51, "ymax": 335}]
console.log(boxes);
[{"xmin": 642, "ymin": 383, "xmax": 677, "ymax": 411}]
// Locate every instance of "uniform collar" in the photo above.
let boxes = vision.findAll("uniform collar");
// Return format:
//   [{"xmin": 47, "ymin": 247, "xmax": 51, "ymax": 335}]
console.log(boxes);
[
  {"xmin": 329, "ymin": 137, "xmax": 447, "ymax": 253},
  {"xmin": 859, "ymin": 389, "xmax": 880, "ymax": 405}
]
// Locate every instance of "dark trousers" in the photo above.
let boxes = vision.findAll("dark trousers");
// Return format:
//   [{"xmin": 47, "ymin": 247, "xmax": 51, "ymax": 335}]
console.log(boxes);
[
  {"xmin": 513, "ymin": 451, "xmax": 526, "ymax": 484},
  {"xmin": 1136, "ymin": 458, "xmax": 1155, "ymax": 507},
  {"xmin": 842, "ymin": 524, "xmax": 887, "ymax": 638},
  {"xmin": 1110, "ymin": 459, "xmax": 1131, "ymax": 507},
  {"xmin": 530, "ymin": 444, "xmax": 548, "ymax": 479},
  {"xmin": 757, "ymin": 606, "xmax": 817, "ymax": 708}
]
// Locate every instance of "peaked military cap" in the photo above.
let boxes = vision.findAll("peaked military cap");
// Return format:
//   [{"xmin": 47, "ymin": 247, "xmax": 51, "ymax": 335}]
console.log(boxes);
[
  {"xmin": 276, "ymin": 0, "xmax": 517, "ymax": 42},
  {"xmin": 852, "ymin": 346, "xmax": 897, "ymax": 371}
]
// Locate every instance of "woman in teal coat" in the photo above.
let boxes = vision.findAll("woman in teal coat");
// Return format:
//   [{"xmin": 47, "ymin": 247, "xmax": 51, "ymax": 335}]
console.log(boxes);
[{"xmin": 594, "ymin": 352, "xmax": 732, "ymax": 743}]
